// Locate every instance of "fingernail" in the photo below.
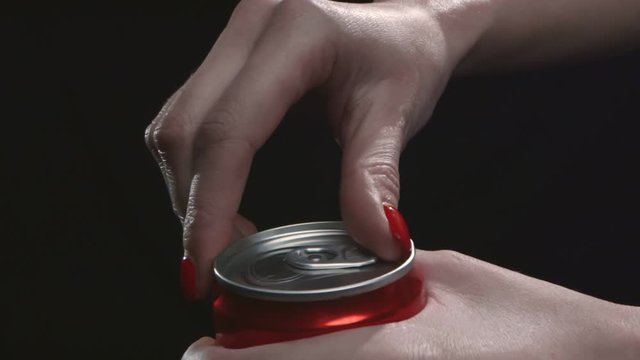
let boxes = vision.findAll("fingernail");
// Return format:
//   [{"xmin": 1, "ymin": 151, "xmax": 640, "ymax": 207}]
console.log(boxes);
[
  {"xmin": 383, "ymin": 203, "xmax": 412, "ymax": 259},
  {"xmin": 180, "ymin": 256, "xmax": 199, "ymax": 301}
]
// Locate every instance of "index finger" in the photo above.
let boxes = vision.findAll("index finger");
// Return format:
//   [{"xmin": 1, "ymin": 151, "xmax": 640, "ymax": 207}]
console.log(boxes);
[{"xmin": 183, "ymin": 0, "xmax": 336, "ymax": 297}]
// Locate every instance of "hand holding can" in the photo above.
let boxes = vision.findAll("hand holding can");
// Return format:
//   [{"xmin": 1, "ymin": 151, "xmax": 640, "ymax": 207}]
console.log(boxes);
[{"xmin": 185, "ymin": 250, "xmax": 640, "ymax": 359}]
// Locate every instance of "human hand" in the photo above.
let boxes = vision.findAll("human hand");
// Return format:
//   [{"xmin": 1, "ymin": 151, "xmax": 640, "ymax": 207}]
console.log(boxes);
[
  {"xmin": 183, "ymin": 250, "xmax": 640, "ymax": 360},
  {"xmin": 145, "ymin": 0, "xmax": 491, "ymax": 299}
]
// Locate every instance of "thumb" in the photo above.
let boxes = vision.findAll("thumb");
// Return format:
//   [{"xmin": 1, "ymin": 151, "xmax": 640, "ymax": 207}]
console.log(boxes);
[{"xmin": 339, "ymin": 100, "xmax": 412, "ymax": 262}]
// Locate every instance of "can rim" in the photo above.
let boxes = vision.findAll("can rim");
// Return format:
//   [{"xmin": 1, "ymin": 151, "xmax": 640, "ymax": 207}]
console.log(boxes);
[{"xmin": 214, "ymin": 221, "xmax": 415, "ymax": 302}]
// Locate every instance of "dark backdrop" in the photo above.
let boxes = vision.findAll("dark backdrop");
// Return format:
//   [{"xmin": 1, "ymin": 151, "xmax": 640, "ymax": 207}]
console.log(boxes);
[{"xmin": 2, "ymin": 4, "xmax": 639, "ymax": 359}]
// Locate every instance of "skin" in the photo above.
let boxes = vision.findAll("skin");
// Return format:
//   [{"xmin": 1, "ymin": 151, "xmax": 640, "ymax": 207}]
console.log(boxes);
[
  {"xmin": 183, "ymin": 250, "xmax": 640, "ymax": 360},
  {"xmin": 144, "ymin": 0, "xmax": 640, "ymax": 357},
  {"xmin": 145, "ymin": 0, "xmax": 640, "ymax": 294}
]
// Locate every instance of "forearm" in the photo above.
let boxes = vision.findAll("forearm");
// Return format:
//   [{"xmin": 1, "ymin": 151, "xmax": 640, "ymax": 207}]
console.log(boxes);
[{"xmin": 426, "ymin": 0, "xmax": 640, "ymax": 72}]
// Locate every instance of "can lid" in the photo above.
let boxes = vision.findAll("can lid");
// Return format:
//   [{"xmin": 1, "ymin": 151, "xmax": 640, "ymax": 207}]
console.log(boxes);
[{"xmin": 214, "ymin": 221, "xmax": 415, "ymax": 301}]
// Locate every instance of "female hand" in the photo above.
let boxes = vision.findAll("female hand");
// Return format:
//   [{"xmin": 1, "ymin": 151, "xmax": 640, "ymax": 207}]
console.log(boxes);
[
  {"xmin": 183, "ymin": 250, "xmax": 640, "ymax": 359},
  {"xmin": 144, "ymin": 0, "xmax": 489, "ymax": 298}
]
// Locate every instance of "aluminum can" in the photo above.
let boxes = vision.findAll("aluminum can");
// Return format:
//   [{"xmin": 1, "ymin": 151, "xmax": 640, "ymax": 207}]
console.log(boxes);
[{"xmin": 213, "ymin": 221, "xmax": 426, "ymax": 348}]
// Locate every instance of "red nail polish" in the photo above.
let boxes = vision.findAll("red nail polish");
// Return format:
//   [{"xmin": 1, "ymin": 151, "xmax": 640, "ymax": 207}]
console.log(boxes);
[
  {"xmin": 383, "ymin": 203, "xmax": 412, "ymax": 259},
  {"xmin": 180, "ymin": 256, "xmax": 199, "ymax": 301}
]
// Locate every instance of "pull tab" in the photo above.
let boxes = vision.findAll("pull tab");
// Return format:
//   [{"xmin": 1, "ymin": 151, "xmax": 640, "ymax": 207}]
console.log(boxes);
[{"xmin": 284, "ymin": 244, "xmax": 377, "ymax": 270}]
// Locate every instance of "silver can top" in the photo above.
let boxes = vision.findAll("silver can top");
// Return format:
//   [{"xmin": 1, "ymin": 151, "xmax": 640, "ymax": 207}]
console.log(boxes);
[{"xmin": 214, "ymin": 221, "xmax": 415, "ymax": 301}]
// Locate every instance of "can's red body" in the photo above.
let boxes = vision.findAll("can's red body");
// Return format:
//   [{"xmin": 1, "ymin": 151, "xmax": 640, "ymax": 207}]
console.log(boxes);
[{"xmin": 213, "ymin": 268, "xmax": 426, "ymax": 349}]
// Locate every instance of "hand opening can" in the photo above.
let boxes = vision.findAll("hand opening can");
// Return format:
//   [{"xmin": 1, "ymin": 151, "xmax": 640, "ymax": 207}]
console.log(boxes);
[{"xmin": 213, "ymin": 221, "xmax": 426, "ymax": 349}]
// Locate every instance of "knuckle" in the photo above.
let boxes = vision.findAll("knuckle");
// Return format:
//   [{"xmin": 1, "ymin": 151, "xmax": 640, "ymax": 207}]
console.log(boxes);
[
  {"xmin": 433, "ymin": 249, "xmax": 469, "ymax": 266},
  {"xmin": 228, "ymin": 0, "xmax": 279, "ymax": 30},
  {"xmin": 276, "ymin": 0, "xmax": 309, "ymax": 16},
  {"xmin": 274, "ymin": 0, "xmax": 326, "ymax": 26},
  {"xmin": 364, "ymin": 159, "xmax": 401, "ymax": 200},
  {"xmin": 267, "ymin": 0, "xmax": 335, "ymax": 86},
  {"xmin": 233, "ymin": 0, "xmax": 278, "ymax": 20},
  {"xmin": 195, "ymin": 107, "xmax": 237, "ymax": 149},
  {"xmin": 153, "ymin": 111, "xmax": 192, "ymax": 155},
  {"xmin": 144, "ymin": 122, "xmax": 156, "ymax": 152},
  {"xmin": 194, "ymin": 102, "xmax": 257, "ymax": 154},
  {"xmin": 148, "ymin": 90, "xmax": 186, "ymax": 154}
]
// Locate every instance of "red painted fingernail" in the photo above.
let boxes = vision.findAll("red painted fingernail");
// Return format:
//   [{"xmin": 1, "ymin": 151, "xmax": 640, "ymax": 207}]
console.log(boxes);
[
  {"xmin": 180, "ymin": 256, "xmax": 199, "ymax": 301},
  {"xmin": 383, "ymin": 203, "xmax": 412, "ymax": 259}
]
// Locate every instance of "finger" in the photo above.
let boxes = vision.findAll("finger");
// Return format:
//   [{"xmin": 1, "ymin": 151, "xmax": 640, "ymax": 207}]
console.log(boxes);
[
  {"xmin": 145, "ymin": 89, "xmax": 182, "ymax": 165},
  {"xmin": 146, "ymin": 87, "xmax": 190, "ymax": 219},
  {"xmin": 145, "ymin": 89, "xmax": 184, "ymax": 207},
  {"xmin": 339, "ymin": 80, "xmax": 415, "ymax": 261},
  {"xmin": 147, "ymin": 0, "xmax": 281, "ymax": 218},
  {"xmin": 184, "ymin": 0, "xmax": 336, "ymax": 297},
  {"xmin": 233, "ymin": 214, "xmax": 257, "ymax": 238},
  {"xmin": 230, "ymin": 214, "xmax": 257, "ymax": 241}
]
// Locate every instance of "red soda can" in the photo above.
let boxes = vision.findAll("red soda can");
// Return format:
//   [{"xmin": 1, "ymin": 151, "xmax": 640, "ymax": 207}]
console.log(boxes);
[{"xmin": 213, "ymin": 222, "xmax": 426, "ymax": 349}]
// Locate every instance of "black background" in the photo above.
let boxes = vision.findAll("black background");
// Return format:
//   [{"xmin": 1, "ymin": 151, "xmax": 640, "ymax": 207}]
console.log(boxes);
[{"xmin": 2, "ymin": 3, "xmax": 639, "ymax": 359}]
